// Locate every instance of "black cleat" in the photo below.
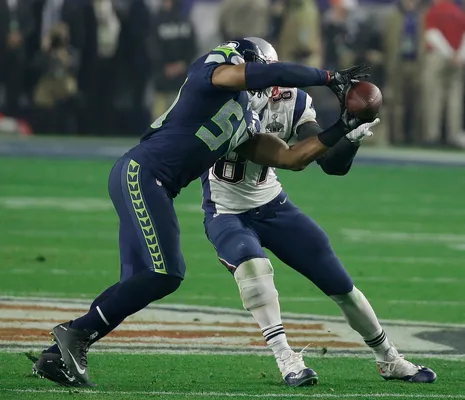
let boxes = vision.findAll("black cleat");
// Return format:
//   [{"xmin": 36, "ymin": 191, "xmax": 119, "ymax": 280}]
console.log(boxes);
[
  {"xmin": 26, "ymin": 351, "xmax": 81, "ymax": 387},
  {"xmin": 51, "ymin": 321, "xmax": 96, "ymax": 387}
]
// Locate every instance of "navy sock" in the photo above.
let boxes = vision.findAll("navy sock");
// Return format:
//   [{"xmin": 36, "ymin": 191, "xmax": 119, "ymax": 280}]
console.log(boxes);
[
  {"xmin": 69, "ymin": 271, "xmax": 181, "ymax": 343},
  {"xmin": 45, "ymin": 283, "xmax": 120, "ymax": 354}
]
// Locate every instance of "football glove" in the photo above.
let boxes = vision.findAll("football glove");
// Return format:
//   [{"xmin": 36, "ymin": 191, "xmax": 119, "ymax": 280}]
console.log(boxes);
[
  {"xmin": 345, "ymin": 118, "xmax": 380, "ymax": 142},
  {"xmin": 328, "ymin": 64, "xmax": 371, "ymax": 104}
]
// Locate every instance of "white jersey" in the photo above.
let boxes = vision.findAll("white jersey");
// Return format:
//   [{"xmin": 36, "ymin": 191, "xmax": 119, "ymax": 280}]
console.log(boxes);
[{"xmin": 202, "ymin": 87, "xmax": 316, "ymax": 214}]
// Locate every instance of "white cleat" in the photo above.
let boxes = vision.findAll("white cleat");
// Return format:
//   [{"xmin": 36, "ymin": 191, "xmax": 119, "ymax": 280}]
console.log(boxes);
[
  {"xmin": 276, "ymin": 349, "xmax": 318, "ymax": 387},
  {"xmin": 377, "ymin": 347, "xmax": 437, "ymax": 383}
]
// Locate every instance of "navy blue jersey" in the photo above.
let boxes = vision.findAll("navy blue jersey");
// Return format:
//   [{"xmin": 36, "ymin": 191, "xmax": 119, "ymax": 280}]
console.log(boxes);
[{"xmin": 127, "ymin": 45, "xmax": 253, "ymax": 197}]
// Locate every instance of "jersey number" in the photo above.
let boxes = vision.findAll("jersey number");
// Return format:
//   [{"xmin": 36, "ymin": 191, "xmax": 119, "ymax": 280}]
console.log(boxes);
[
  {"xmin": 271, "ymin": 88, "xmax": 293, "ymax": 103},
  {"xmin": 213, "ymin": 153, "xmax": 269, "ymax": 185},
  {"xmin": 195, "ymin": 99, "xmax": 246, "ymax": 151}
]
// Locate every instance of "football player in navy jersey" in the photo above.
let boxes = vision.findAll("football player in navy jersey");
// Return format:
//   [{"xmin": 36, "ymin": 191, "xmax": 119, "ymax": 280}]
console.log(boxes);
[{"xmin": 30, "ymin": 39, "xmax": 373, "ymax": 387}]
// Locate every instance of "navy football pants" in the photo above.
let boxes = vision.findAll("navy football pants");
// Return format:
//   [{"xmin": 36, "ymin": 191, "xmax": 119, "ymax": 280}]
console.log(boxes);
[
  {"xmin": 204, "ymin": 192, "xmax": 353, "ymax": 296},
  {"xmin": 108, "ymin": 156, "xmax": 186, "ymax": 281}
]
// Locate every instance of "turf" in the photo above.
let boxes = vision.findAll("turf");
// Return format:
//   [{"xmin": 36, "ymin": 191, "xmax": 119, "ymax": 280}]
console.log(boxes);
[
  {"xmin": 1, "ymin": 157, "xmax": 464, "ymax": 321},
  {"xmin": 0, "ymin": 156, "xmax": 464, "ymax": 399},
  {"xmin": 1, "ymin": 353, "xmax": 465, "ymax": 400}
]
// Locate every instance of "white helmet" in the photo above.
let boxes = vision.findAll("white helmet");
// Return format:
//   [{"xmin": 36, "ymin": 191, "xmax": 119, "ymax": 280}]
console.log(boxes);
[
  {"xmin": 245, "ymin": 37, "xmax": 279, "ymax": 63},
  {"xmin": 245, "ymin": 37, "xmax": 278, "ymax": 113}
]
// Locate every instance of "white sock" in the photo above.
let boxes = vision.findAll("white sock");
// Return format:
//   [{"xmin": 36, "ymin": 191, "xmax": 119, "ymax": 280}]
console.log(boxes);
[
  {"xmin": 250, "ymin": 301, "xmax": 291, "ymax": 359},
  {"xmin": 331, "ymin": 286, "xmax": 391, "ymax": 362},
  {"xmin": 235, "ymin": 258, "xmax": 292, "ymax": 359}
]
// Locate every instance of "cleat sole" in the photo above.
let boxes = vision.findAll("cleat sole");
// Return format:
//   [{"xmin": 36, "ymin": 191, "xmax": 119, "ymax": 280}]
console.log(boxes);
[{"xmin": 290, "ymin": 375, "xmax": 319, "ymax": 387}]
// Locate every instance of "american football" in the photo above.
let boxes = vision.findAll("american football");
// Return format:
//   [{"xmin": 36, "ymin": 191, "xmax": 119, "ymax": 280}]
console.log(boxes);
[{"xmin": 345, "ymin": 81, "xmax": 383, "ymax": 121}]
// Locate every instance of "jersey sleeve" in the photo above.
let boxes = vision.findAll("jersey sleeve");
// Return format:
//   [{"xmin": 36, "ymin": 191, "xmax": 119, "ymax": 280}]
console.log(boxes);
[
  {"xmin": 291, "ymin": 89, "xmax": 317, "ymax": 134},
  {"xmin": 192, "ymin": 43, "xmax": 245, "ymax": 91}
]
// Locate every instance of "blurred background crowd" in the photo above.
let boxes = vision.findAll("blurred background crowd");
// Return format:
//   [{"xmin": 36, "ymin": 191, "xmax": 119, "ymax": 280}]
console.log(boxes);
[{"xmin": 0, "ymin": 0, "xmax": 464, "ymax": 148}]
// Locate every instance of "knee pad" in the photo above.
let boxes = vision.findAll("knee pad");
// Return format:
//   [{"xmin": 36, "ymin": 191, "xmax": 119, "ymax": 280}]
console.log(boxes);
[{"xmin": 234, "ymin": 258, "xmax": 278, "ymax": 311}]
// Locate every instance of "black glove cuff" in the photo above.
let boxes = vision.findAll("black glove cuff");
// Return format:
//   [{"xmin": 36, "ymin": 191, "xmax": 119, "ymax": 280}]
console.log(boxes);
[{"xmin": 317, "ymin": 120, "xmax": 346, "ymax": 147}]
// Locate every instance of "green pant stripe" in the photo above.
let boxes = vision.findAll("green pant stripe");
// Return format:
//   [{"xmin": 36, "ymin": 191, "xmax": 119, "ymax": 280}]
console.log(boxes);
[{"xmin": 126, "ymin": 159, "xmax": 167, "ymax": 274}]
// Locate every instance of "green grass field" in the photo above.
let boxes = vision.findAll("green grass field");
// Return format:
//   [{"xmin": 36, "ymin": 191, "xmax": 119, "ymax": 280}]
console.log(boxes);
[{"xmin": 1, "ymin": 156, "xmax": 465, "ymax": 399}]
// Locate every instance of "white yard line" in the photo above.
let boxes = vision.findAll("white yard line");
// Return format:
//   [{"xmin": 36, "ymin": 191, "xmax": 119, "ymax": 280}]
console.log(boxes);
[
  {"xmin": 353, "ymin": 276, "xmax": 461, "ymax": 284},
  {"xmin": 176, "ymin": 295, "xmax": 465, "ymax": 307},
  {"xmin": 341, "ymin": 229, "xmax": 465, "ymax": 244},
  {"xmin": 0, "ymin": 196, "xmax": 202, "ymax": 213},
  {"xmin": 1, "ymin": 389, "xmax": 465, "ymax": 399},
  {"xmin": 342, "ymin": 255, "xmax": 462, "ymax": 265},
  {"xmin": 8, "ymin": 267, "xmax": 112, "ymax": 277},
  {"xmin": 178, "ymin": 295, "xmax": 465, "ymax": 307},
  {"xmin": 449, "ymin": 244, "xmax": 465, "ymax": 251},
  {"xmin": 0, "ymin": 245, "xmax": 115, "ymax": 254},
  {"xmin": 195, "ymin": 272, "xmax": 462, "ymax": 284},
  {"xmin": 6, "ymin": 229, "xmax": 116, "ymax": 239},
  {"xmin": 276, "ymin": 297, "xmax": 465, "ymax": 307},
  {"xmin": 0, "ymin": 197, "xmax": 113, "ymax": 211},
  {"xmin": 390, "ymin": 300, "xmax": 465, "ymax": 306}
]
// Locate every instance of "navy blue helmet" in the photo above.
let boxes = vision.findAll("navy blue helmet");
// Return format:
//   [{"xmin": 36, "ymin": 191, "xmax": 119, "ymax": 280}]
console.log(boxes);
[{"xmin": 223, "ymin": 38, "xmax": 267, "ymax": 65}]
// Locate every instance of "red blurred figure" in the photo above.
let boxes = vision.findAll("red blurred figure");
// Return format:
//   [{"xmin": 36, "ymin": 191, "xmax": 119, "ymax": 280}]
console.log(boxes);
[{"xmin": 422, "ymin": 0, "xmax": 465, "ymax": 147}]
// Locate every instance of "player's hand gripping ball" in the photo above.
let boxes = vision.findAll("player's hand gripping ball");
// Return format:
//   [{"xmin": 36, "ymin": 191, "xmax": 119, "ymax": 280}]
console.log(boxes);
[{"xmin": 345, "ymin": 81, "xmax": 383, "ymax": 121}]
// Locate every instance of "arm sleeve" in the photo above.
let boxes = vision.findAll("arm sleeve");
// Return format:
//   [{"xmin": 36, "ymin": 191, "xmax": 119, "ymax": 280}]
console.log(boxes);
[
  {"xmin": 245, "ymin": 62, "xmax": 329, "ymax": 90},
  {"xmin": 425, "ymin": 29, "xmax": 455, "ymax": 59},
  {"xmin": 296, "ymin": 122, "xmax": 360, "ymax": 175},
  {"xmin": 460, "ymin": 32, "xmax": 465, "ymax": 62}
]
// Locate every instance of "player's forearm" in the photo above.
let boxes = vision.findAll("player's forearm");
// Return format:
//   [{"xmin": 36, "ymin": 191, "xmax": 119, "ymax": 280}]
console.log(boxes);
[
  {"xmin": 237, "ymin": 120, "xmax": 348, "ymax": 171},
  {"xmin": 281, "ymin": 137, "xmax": 328, "ymax": 171},
  {"xmin": 297, "ymin": 120, "xmax": 358, "ymax": 175},
  {"xmin": 277, "ymin": 120, "xmax": 349, "ymax": 171},
  {"xmin": 245, "ymin": 62, "xmax": 329, "ymax": 90},
  {"xmin": 317, "ymin": 138, "xmax": 360, "ymax": 176},
  {"xmin": 236, "ymin": 133, "xmax": 326, "ymax": 171}
]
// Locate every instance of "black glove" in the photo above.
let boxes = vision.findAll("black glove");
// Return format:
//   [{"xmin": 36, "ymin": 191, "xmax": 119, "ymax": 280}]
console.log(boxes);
[
  {"xmin": 328, "ymin": 64, "xmax": 371, "ymax": 104},
  {"xmin": 340, "ymin": 109, "xmax": 367, "ymax": 134}
]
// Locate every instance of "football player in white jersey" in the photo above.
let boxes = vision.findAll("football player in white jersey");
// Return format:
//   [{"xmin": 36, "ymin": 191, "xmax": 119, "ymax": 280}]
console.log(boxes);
[{"xmin": 201, "ymin": 37, "xmax": 437, "ymax": 387}]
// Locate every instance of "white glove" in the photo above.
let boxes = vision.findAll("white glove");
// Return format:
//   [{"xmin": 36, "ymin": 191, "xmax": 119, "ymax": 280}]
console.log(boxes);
[{"xmin": 345, "ymin": 118, "xmax": 380, "ymax": 143}]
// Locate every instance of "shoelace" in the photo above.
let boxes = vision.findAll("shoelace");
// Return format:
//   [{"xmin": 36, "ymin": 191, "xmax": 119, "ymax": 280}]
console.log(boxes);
[
  {"xmin": 75, "ymin": 339, "xmax": 91, "ymax": 368},
  {"xmin": 300, "ymin": 343, "xmax": 311, "ymax": 354},
  {"xmin": 377, "ymin": 354, "xmax": 421, "ymax": 373},
  {"xmin": 280, "ymin": 343, "xmax": 311, "ymax": 375}
]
